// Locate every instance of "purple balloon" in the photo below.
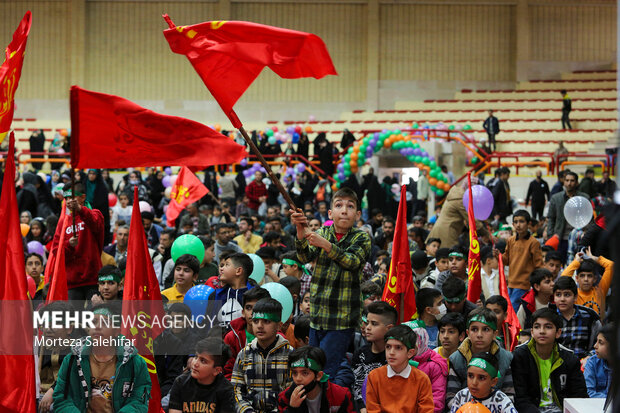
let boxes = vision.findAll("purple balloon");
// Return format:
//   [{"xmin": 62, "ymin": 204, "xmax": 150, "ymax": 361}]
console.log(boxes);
[
  {"xmin": 162, "ymin": 175, "xmax": 171, "ymax": 188},
  {"xmin": 296, "ymin": 163, "xmax": 306, "ymax": 173},
  {"xmin": 164, "ymin": 167, "xmax": 172, "ymax": 176},
  {"xmin": 413, "ymin": 148, "xmax": 422, "ymax": 156},
  {"xmin": 243, "ymin": 170, "xmax": 252, "ymax": 178},
  {"xmin": 27, "ymin": 241, "xmax": 45, "ymax": 257},
  {"xmin": 338, "ymin": 172, "xmax": 345, "ymax": 181},
  {"xmin": 337, "ymin": 163, "xmax": 344, "ymax": 172},
  {"xmin": 240, "ymin": 158, "xmax": 248, "ymax": 167},
  {"xmin": 462, "ymin": 185, "xmax": 494, "ymax": 220},
  {"xmin": 286, "ymin": 126, "xmax": 295, "ymax": 134},
  {"xmin": 429, "ymin": 156, "xmax": 435, "ymax": 161},
  {"xmin": 373, "ymin": 132, "xmax": 379, "ymax": 139}
]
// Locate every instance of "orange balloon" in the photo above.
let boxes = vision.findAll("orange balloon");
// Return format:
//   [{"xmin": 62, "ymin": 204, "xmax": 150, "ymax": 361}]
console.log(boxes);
[
  {"xmin": 305, "ymin": 126, "xmax": 313, "ymax": 133},
  {"xmin": 351, "ymin": 165, "xmax": 358, "ymax": 173},
  {"xmin": 429, "ymin": 177, "xmax": 437, "ymax": 186},
  {"xmin": 353, "ymin": 146, "xmax": 360, "ymax": 153},
  {"xmin": 349, "ymin": 160, "xmax": 357, "ymax": 168},
  {"xmin": 456, "ymin": 401, "xmax": 492, "ymax": 413},
  {"xmin": 351, "ymin": 152, "xmax": 359, "ymax": 161},
  {"xmin": 20, "ymin": 223, "xmax": 29, "ymax": 237},
  {"xmin": 331, "ymin": 183, "xmax": 339, "ymax": 191},
  {"xmin": 384, "ymin": 138, "xmax": 393, "ymax": 148},
  {"xmin": 59, "ymin": 129, "xmax": 68, "ymax": 137},
  {"xmin": 214, "ymin": 123, "xmax": 222, "ymax": 132}
]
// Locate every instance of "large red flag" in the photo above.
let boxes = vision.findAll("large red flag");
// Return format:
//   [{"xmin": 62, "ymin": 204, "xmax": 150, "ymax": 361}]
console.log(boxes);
[
  {"xmin": 70, "ymin": 86, "xmax": 247, "ymax": 169},
  {"xmin": 45, "ymin": 217, "xmax": 68, "ymax": 302},
  {"xmin": 466, "ymin": 173, "xmax": 482, "ymax": 303},
  {"xmin": 166, "ymin": 166, "xmax": 209, "ymax": 227},
  {"xmin": 0, "ymin": 11, "xmax": 31, "ymax": 143},
  {"xmin": 0, "ymin": 132, "xmax": 36, "ymax": 412},
  {"xmin": 162, "ymin": 16, "xmax": 337, "ymax": 128},
  {"xmin": 122, "ymin": 188, "xmax": 166, "ymax": 413},
  {"xmin": 498, "ymin": 254, "xmax": 521, "ymax": 351},
  {"xmin": 44, "ymin": 200, "xmax": 65, "ymax": 284},
  {"xmin": 382, "ymin": 185, "xmax": 416, "ymax": 322}
]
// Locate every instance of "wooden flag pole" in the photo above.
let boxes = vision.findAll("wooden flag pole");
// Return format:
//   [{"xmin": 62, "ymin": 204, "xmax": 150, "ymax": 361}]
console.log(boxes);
[
  {"xmin": 70, "ymin": 167, "xmax": 77, "ymax": 235},
  {"xmin": 400, "ymin": 294, "xmax": 405, "ymax": 324}
]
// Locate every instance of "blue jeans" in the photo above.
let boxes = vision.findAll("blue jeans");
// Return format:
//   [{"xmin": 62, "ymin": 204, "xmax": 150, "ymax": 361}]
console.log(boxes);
[
  {"xmin": 309, "ymin": 328, "xmax": 354, "ymax": 378},
  {"xmin": 508, "ymin": 288, "xmax": 528, "ymax": 313}
]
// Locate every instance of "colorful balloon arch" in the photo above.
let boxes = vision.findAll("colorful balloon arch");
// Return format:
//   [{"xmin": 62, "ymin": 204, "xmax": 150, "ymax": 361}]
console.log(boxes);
[{"xmin": 333, "ymin": 129, "xmax": 452, "ymax": 197}]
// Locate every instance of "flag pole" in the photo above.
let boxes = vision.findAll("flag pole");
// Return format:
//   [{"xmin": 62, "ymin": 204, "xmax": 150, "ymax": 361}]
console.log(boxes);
[
  {"xmin": 70, "ymin": 167, "xmax": 76, "ymax": 235},
  {"xmin": 400, "ymin": 294, "xmax": 405, "ymax": 324},
  {"xmin": 237, "ymin": 125, "xmax": 299, "ymax": 211}
]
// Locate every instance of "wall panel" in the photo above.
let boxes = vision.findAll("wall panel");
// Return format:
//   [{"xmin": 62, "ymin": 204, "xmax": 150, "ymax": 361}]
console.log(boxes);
[
  {"xmin": 380, "ymin": 4, "xmax": 515, "ymax": 81},
  {"xmin": 231, "ymin": 2, "xmax": 367, "ymax": 102}
]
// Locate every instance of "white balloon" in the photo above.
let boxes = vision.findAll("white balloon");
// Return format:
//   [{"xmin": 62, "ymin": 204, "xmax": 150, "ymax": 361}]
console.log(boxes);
[{"xmin": 563, "ymin": 196, "xmax": 593, "ymax": 230}]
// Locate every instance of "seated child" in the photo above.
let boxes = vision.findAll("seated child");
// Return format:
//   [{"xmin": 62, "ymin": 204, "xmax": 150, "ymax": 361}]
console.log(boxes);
[
  {"xmin": 543, "ymin": 251, "xmax": 563, "ymax": 279},
  {"xmin": 442, "ymin": 277, "xmax": 478, "ymax": 319},
  {"xmin": 161, "ymin": 254, "xmax": 200, "ymax": 303},
  {"xmin": 26, "ymin": 252, "xmax": 45, "ymax": 303},
  {"xmin": 517, "ymin": 268, "xmax": 555, "ymax": 330},
  {"xmin": 416, "ymin": 288, "xmax": 446, "ymax": 349},
  {"xmin": 446, "ymin": 307, "xmax": 515, "ymax": 409},
  {"xmin": 168, "ymin": 338, "xmax": 235, "ymax": 413},
  {"xmin": 165, "ymin": 303, "xmax": 201, "ymax": 365},
  {"xmin": 561, "ymin": 248, "xmax": 614, "ymax": 318},
  {"xmin": 298, "ymin": 291, "xmax": 310, "ymax": 317},
  {"xmin": 212, "ymin": 252, "xmax": 255, "ymax": 327},
  {"xmin": 223, "ymin": 287, "xmax": 270, "ymax": 378},
  {"xmin": 409, "ymin": 325, "xmax": 449, "ymax": 413},
  {"xmin": 450, "ymin": 352, "xmax": 517, "ymax": 413},
  {"xmin": 552, "ymin": 276, "xmax": 601, "ymax": 359},
  {"xmin": 277, "ymin": 346, "xmax": 354, "ymax": 413},
  {"xmin": 198, "ymin": 237, "xmax": 218, "ymax": 282},
  {"xmin": 231, "ymin": 298, "xmax": 293, "ymax": 413},
  {"xmin": 584, "ymin": 323, "xmax": 613, "ymax": 398},
  {"xmin": 435, "ymin": 313, "xmax": 466, "ymax": 362},
  {"xmin": 280, "ymin": 251, "xmax": 312, "ymax": 298},
  {"xmin": 361, "ymin": 281, "xmax": 382, "ymax": 308},
  {"xmin": 424, "ymin": 247, "xmax": 450, "ymax": 288},
  {"xmin": 279, "ymin": 276, "xmax": 301, "ymax": 347},
  {"xmin": 365, "ymin": 325, "xmax": 434, "ymax": 413},
  {"xmin": 352, "ymin": 301, "xmax": 397, "ymax": 413},
  {"xmin": 485, "ymin": 295, "xmax": 516, "ymax": 350},
  {"xmin": 512, "ymin": 308, "xmax": 588, "ymax": 412},
  {"xmin": 293, "ymin": 315, "xmax": 311, "ymax": 347},
  {"xmin": 93, "ymin": 265, "xmax": 123, "ymax": 304}
]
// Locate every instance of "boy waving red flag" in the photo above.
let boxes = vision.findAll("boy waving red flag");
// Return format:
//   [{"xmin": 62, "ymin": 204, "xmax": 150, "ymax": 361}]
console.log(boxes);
[
  {"xmin": 382, "ymin": 185, "xmax": 416, "ymax": 322},
  {"xmin": 466, "ymin": 173, "xmax": 482, "ymax": 303},
  {"xmin": 166, "ymin": 166, "xmax": 209, "ymax": 227}
]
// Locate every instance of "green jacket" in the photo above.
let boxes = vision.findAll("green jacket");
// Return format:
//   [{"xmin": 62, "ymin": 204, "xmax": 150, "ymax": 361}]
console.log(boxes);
[{"xmin": 53, "ymin": 335, "xmax": 151, "ymax": 412}]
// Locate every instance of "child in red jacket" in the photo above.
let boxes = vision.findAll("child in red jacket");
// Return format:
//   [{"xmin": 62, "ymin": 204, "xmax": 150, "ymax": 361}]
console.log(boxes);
[{"xmin": 278, "ymin": 346, "xmax": 354, "ymax": 413}]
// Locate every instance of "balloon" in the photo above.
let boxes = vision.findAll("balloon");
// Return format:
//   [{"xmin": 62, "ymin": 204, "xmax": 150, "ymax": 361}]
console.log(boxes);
[
  {"xmin": 26, "ymin": 275, "xmax": 36, "ymax": 299},
  {"xmin": 139, "ymin": 201, "xmax": 152, "ymax": 213},
  {"xmin": 240, "ymin": 158, "xmax": 248, "ymax": 167},
  {"xmin": 170, "ymin": 174, "xmax": 178, "ymax": 187},
  {"xmin": 171, "ymin": 234, "xmax": 205, "ymax": 263},
  {"xmin": 286, "ymin": 126, "xmax": 295, "ymax": 134},
  {"xmin": 268, "ymin": 136, "xmax": 276, "ymax": 145},
  {"xmin": 214, "ymin": 123, "xmax": 222, "ymax": 132},
  {"xmin": 262, "ymin": 282, "xmax": 294, "ymax": 322},
  {"xmin": 294, "ymin": 125, "xmax": 302, "ymax": 134},
  {"xmin": 305, "ymin": 126, "xmax": 312, "ymax": 133},
  {"xmin": 20, "ymin": 223, "xmax": 29, "ymax": 237},
  {"xmin": 266, "ymin": 129, "xmax": 274, "ymax": 137},
  {"xmin": 296, "ymin": 163, "xmax": 306, "ymax": 173},
  {"xmin": 108, "ymin": 193, "xmax": 117, "ymax": 207},
  {"xmin": 59, "ymin": 129, "xmax": 68, "ymax": 137},
  {"xmin": 27, "ymin": 241, "xmax": 45, "ymax": 257},
  {"xmin": 309, "ymin": 115, "xmax": 316, "ymax": 122},
  {"xmin": 184, "ymin": 285, "xmax": 215, "ymax": 320},
  {"xmin": 436, "ymin": 189, "xmax": 445, "ymax": 197},
  {"xmin": 456, "ymin": 401, "xmax": 491, "ymax": 413},
  {"xmin": 164, "ymin": 167, "xmax": 172, "ymax": 175},
  {"xmin": 563, "ymin": 196, "xmax": 593, "ymax": 229},
  {"xmin": 162, "ymin": 175, "xmax": 171, "ymax": 188},
  {"xmin": 292, "ymin": 132, "xmax": 300, "ymax": 144},
  {"xmin": 164, "ymin": 187, "xmax": 172, "ymax": 199},
  {"xmin": 248, "ymin": 253, "xmax": 265, "ymax": 283},
  {"xmin": 463, "ymin": 124, "xmax": 472, "ymax": 131},
  {"xmin": 462, "ymin": 185, "xmax": 494, "ymax": 220},
  {"xmin": 272, "ymin": 126, "xmax": 279, "ymax": 133},
  {"xmin": 448, "ymin": 125, "xmax": 455, "ymax": 131}
]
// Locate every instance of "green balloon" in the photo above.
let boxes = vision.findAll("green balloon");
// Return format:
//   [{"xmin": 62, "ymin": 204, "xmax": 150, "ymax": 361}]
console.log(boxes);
[
  {"xmin": 413, "ymin": 143, "xmax": 420, "ymax": 149},
  {"xmin": 360, "ymin": 144, "xmax": 368, "ymax": 153},
  {"xmin": 393, "ymin": 129, "xmax": 401, "ymax": 135},
  {"xmin": 412, "ymin": 122, "xmax": 419, "ymax": 129},
  {"xmin": 266, "ymin": 129, "xmax": 274, "ymax": 137},
  {"xmin": 363, "ymin": 137, "xmax": 371, "ymax": 144},
  {"xmin": 171, "ymin": 234, "xmax": 205, "ymax": 264},
  {"xmin": 436, "ymin": 189, "xmax": 445, "ymax": 197},
  {"xmin": 380, "ymin": 133, "xmax": 389, "ymax": 140},
  {"xmin": 422, "ymin": 158, "xmax": 430, "ymax": 166},
  {"xmin": 448, "ymin": 125, "xmax": 455, "ymax": 131},
  {"xmin": 429, "ymin": 170, "xmax": 437, "ymax": 179},
  {"xmin": 463, "ymin": 125, "xmax": 472, "ymax": 131},
  {"xmin": 344, "ymin": 154, "xmax": 351, "ymax": 162},
  {"xmin": 471, "ymin": 157, "xmax": 479, "ymax": 164},
  {"xmin": 413, "ymin": 155, "xmax": 422, "ymax": 163},
  {"xmin": 347, "ymin": 147, "xmax": 354, "ymax": 154},
  {"xmin": 357, "ymin": 158, "xmax": 365, "ymax": 166}
]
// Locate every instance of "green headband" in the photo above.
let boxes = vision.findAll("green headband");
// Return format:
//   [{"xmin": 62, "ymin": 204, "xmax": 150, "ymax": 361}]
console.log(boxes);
[
  {"xmin": 290, "ymin": 358, "xmax": 329, "ymax": 382},
  {"xmin": 282, "ymin": 258, "xmax": 310, "ymax": 275},
  {"xmin": 385, "ymin": 335, "xmax": 415, "ymax": 350},
  {"xmin": 449, "ymin": 252, "xmax": 465, "ymax": 259},
  {"xmin": 99, "ymin": 274, "xmax": 121, "ymax": 283},
  {"xmin": 404, "ymin": 319, "xmax": 426, "ymax": 330},
  {"xmin": 63, "ymin": 189, "xmax": 85, "ymax": 198},
  {"xmin": 444, "ymin": 293, "xmax": 466, "ymax": 303},
  {"xmin": 252, "ymin": 312, "xmax": 280, "ymax": 322},
  {"xmin": 467, "ymin": 314, "xmax": 497, "ymax": 331},
  {"xmin": 93, "ymin": 308, "xmax": 113, "ymax": 317},
  {"xmin": 468, "ymin": 357, "xmax": 500, "ymax": 378}
]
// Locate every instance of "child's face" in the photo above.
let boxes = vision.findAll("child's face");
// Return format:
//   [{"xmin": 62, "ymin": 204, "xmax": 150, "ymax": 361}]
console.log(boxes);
[
  {"xmin": 594, "ymin": 333, "xmax": 610, "ymax": 361},
  {"xmin": 363, "ymin": 295, "xmax": 379, "ymax": 308},
  {"xmin": 299, "ymin": 293, "xmax": 310, "ymax": 315},
  {"xmin": 242, "ymin": 300, "xmax": 258, "ymax": 326},
  {"xmin": 308, "ymin": 219, "xmax": 321, "ymax": 232},
  {"xmin": 436, "ymin": 258, "xmax": 449, "ymax": 273},
  {"xmin": 26, "ymin": 256, "xmax": 43, "ymax": 279},
  {"xmin": 365, "ymin": 313, "xmax": 392, "ymax": 344},
  {"xmin": 576, "ymin": 271, "xmax": 595, "ymax": 292},
  {"xmin": 174, "ymin": 264, "xmax": 197, "ymax": 289},
  {"xmin": 98, "ymin": 280, "xmax": 120, "ymax": 301},
  {"xmin": 467, "ymin": 366, "xmax": 498, "ymax": 400},
  {"xmin": 291, "ymin": 366, "xmax": 321, "ymax": 387},
  {"xmin": 31, "ymin": 224, "xmax": 42, "ymax": 238},
  {"xmin": 553, "ymin": 289, "xmax": 575, "ymax": 313},
  {"xmin": 191, "ymin": 352, "xmax": 220, "ymax": 384},
  {"xmin": 439, "ymin": 325, "xmax": 463, "ymax": 355},
  {"xmin": 449, "ymin": 256, "xmax": 466, "ymax": 276},
  {"xmin": 170, "ymin": 311, "xmax": 188, "ymax": 335},
  {"xmin": 535, "ymin": 277, "xmax": 555, "ymax": 297},
  {"xmin": 377, "ymin": 263, "xmax": 388, "ymax": 275},
  {"xmin": 204, "ymin": 245, "xmax": 215, "ymax": 264},
  {"xmin": 425, "ymin": 241, "xmax": 440, "ymax": 257},
  {"xmin": 328, "ymin": 197, "xmax": 360, "ymax": 232},
  {"xmin": 119, "ymin": 195, "xmax": 129, "ymax": 207},
  {"xmin": 219, "ymin": 258, "xmax": 239, "ymax": 284},
  {"xmin": 89, "ymin": 314, "xmax": 120, "ymax": 344},
  {"xmin": 385, "ymin": 339, "xmax": 415, "ymax": 371},
  {"xmin": 485, "ymin": 257, "xmax": 499, "ymax": 270},
  {"xmin": 485, "ymin": 304, "xmax": 506, "ymax": 326},
  {"xmin": 251, "ymin": 318, "xmax": 280, "ymax": 344},
  {"xmin": 544, "ymin": 259, "xmax": 562, "ymax": 277},
  {"xmin": 532, "ymin": 317, "xmax": 561, "ymax": 346},
  {"xmin": 282, "ymin": 263, "xmax": 301, "ymax": 277},
  {"xmin": 467, "ymin": 322, "xmax": 496, "ymax": 353}
]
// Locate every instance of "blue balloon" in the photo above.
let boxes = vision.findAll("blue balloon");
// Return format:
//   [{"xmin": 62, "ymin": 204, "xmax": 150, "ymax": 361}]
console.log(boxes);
[
  {"xmin": 248, "ymin": 254, "xmax": 265, "ymax": 283},
  {"xmin": 262, "ymin": 282, "xmax": 294, "ymax": 322},
  {"xmin": 184, "ymin": 285, "xmax": 215, "ymax": 320},
  {"xmin": 268, "ymin": 136, "xmax": 277, "ymax": 145}
]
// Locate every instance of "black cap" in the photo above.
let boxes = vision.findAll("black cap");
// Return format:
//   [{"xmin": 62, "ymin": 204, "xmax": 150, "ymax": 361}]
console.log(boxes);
[{"xmin": 141, "ymin": 211, "xmax": 154, "ymax": 221}]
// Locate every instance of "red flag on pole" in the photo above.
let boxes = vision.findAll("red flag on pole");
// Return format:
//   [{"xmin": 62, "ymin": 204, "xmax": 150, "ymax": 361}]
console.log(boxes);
[
  {"xmin": 70, "ymin": 86, "xmax": 247, "ymax": 169},
  {"xmin": 0, "ymin": 11, "xmax": 32, "ymax": 143},
  {"xmin": 122, "ymin": 188, "xmax": 167, "ymax": 413},
  {"xmin": 45, "ymin": 217, "xmax": 68, "ymax": 302},
  {"xmin": 0, "ymin": 132, "xmax": 36, "ymax": 412},
  {"xmin": 162, "ymin": 16, "xmax": 337, "ymax": 128},
  {"xmin": 44, "ymin": 200, "xmax": 65, "ymax": 284},
  {"xmin": 498, "ymin": 254, "xmax": 521, "ymax": 351},
  {"xmin": 166, "ymin": 166, "xmax": 209, "ymax": 227},
  {"xmin": 466, "ymin": 173, "xmax": 482, "ymax": 303},
  {"xmin": 382, "ymin": 185, "xmax": 417, "ymax": 322}
]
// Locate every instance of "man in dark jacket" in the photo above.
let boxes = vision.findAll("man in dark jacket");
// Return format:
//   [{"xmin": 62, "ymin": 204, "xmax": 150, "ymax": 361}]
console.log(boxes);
[
  {"xmin": 597, "ymin": 171, "xmax": 617, "ymax": 198},
  {"xmin": 482, "ymin": 110, "xmax": 500, "ymax": 152},
  {"xmin": 560, "ymin": 90, "xmax": 572, "ymax": 130},
  {"xmin": 491, "ymin": 167, "xmax": 511, "ymax": 222},
  {"xmin": 577, "ymin": 168, "xmax": 596, "ymax": 198},
  {"xmin": 525, "ymin": 171, "xmax": 550, "ymax": 221}
]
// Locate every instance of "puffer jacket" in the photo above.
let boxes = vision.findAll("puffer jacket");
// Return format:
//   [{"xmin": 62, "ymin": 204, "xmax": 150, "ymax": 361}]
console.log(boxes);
[
  {"xmin": 414, "ymin": 348, "xmax": 449, "ymax": 413},
  {"xmin": 277, "ymin": 380, "xmax": 354, "ymax": 413}
]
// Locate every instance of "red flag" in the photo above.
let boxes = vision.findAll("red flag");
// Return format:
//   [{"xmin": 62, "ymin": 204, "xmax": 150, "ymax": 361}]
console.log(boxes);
[
  {"xmin": 0, "ymin": 12, "xmax": 31, "ymax": 143},
  {"xmin": 166, "ymin": 166, "xmax": 209, "ymax": 227},
  {"xmin": 122, "ymin": 188, "xmax": 167, "ymax": 413},
  {"xmin": 498, "ymin": 254, "xmax": 521, "ymax": 351},
  {"xmin": 0, "ymin": 132, "xmax": 36, "ymax": 412},
  {"xmin": 44, "ymin": 200, "xmax": 65, "ymax": 284},
  {"xmin": 466, "ymin": 173, "xmax": 482, "ymax": 303},
  {"xmin": 70, "ymin": 86, "xmax": 247, "ymax": 169},
  {"xmin": 382, "ymin": 185, "xmax": 416, "ymax": 322},
  {"xmin": 45, "ymin": 216, "xmax": 68, "ymax": 302},
  {"xmin": 162, "ymin": 16, "xmax": 337, "ymax": 128}
]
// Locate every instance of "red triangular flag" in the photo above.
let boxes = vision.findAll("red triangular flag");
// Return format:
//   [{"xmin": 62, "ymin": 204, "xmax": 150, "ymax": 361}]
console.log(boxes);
[
  {"xmin": 162, "ymin": 16, "xmax": 337, "ymax": 128},
  {"xmin": 70, "ymin": 86, "xmax": 247, "ymax": 169},
  {"xmin": 121, "ymin": 188, "xmax": 167, "ymax": 413},
  {"xmin": 498, "ymin": 254, "xmax": 521, "ymax": 351},
  {"xmin": 0, "ymin": 132, "xmax": 36, "ymax": 412},
  {"xmin": 44, "ymin": 200, "xmax": 65, "ymax": 284},
  {"xmin": 0, "ymin": 11, "xmax": 31, "ymax": 143},
  {"xmin": 382, "ymin": 185, "xmax": 417, "ymax": 322},
  {"xmin": 466, "ymin": 173, "xmax": 482, "ymax": 303},
  {"xmin": 166, "ymin": 166, "xmax": 209, "ymax": 227},
  {"xmin": 46, "ymin": 217, "xmax": 68, "ymax": 303}
]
